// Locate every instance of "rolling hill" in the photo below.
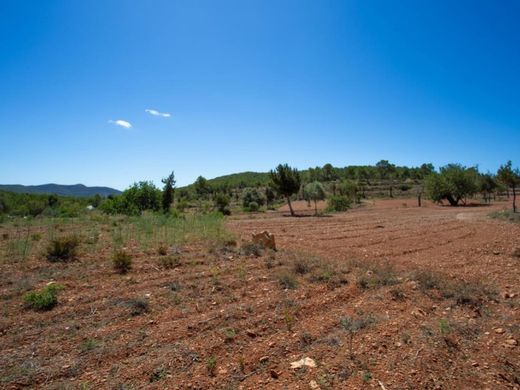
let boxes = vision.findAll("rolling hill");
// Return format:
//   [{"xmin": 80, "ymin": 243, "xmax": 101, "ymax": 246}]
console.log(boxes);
[{"xmin": 0, "ymin": 184, "xmax": 121, "ymax": 197}]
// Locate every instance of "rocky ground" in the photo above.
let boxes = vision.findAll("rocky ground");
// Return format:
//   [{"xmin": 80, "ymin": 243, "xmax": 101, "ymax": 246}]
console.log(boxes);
[{"xmin": 1, "ymin": 199, "xmax": 519, "ymax": 389}]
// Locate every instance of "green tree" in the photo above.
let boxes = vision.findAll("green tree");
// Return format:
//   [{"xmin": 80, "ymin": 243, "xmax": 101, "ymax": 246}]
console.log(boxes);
[
  {"xmin": 194, "ymin": 176, "xmax": 210, "ymax": 198},
  {"xmin": 425, "ymin": 164, "xmax": 479, "ymax": 206},
  {"xmin": 270, "ymin": 164, "xmax": 301, "ymax": 216},
  {"xmin": 497, "ymin": 161, "xmax": 520, "ymax": 213},
  {"xmin": 242, "ymin": 188, "xmax": 266, "ymax": 211},
  {"xmin": 161, "ymin": 171, "xmax": 176, "ymax": 213},
  {"xmin": 214, "ymin": 192, "xmax": 231, "ymax": 215},
  {"xmin": 478, "ymin": 173, "xmax": 497, "ymax": 204},
  {"xmin": 304, "ymin": 181, "xmax": 326, "ymax": 215}
]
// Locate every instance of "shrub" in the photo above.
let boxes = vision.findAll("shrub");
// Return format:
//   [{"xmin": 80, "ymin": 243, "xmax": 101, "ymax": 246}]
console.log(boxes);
[
  {"xmin": 46, "ymin": 236, "xmax": 79, "ymax": 262},
  {"xmin": 326, "ymin": 195, "xmax": 352, "ymax": 212},
  {"xmin": 214, "ymin": 193, "xmax": 231, "ymax": 215},
  {"xmin": 112, "ymin": 250, "xmax": 132, "ymax": 274},
  {"xmin": 206, "ymin": 355, "xmax": 217, "ymax": 377},
  {"xmin": 159, "ymin": 255, "xmax": 180, "ymax": 269},
  {"xmin": 242, "ymin": 188, "xmax": 266, "ymax": 211},
  {"xmin": 293, "ymin": 257, "xmax": 314, "ymax": 275},
  {"xmin": 125, "ymin": 298, "xmax": 149, "ymax": 316},
  {"xmin": 278, "ymin": 273, "xmax": 298, "ymax": 289},
  {"xmin": 241, "ymin": 242, "xmax": 263, "ymax": 257},
  {"xmin": 24, "ymin": 284, "xmax": 64, "ymax": 311},
  {"xmin": 157, "ymin": 245, "xmax": 168, "ymax": 256},
  {"xmin": 222, "ymin": 328, "xmax": 236, "ymax": 342},
  {"xmin": 246, "ymin": 201, "xmax": 259, "ymax": 212}
]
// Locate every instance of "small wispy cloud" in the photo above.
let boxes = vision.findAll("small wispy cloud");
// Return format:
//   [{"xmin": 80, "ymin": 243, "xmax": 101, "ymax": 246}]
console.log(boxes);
[
  {"xmin": 108, "ymin": 119, "xmax": 132, "ymax": 129},
  {"xmin": 145, "ymin": 108, "xmax": 171, "ymax": 118}
]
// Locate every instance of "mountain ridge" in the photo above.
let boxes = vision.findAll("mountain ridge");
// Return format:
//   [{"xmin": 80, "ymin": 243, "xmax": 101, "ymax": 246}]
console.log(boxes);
[{"xmin": 0, "ymin": 184, "xmax": 122, "ymax": 197}]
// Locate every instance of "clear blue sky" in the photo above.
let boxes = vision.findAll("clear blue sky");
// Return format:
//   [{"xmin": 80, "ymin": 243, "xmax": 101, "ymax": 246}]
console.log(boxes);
[{"xmin": 1, "ymin": 0, "xmax": 519, "ymax": 189}]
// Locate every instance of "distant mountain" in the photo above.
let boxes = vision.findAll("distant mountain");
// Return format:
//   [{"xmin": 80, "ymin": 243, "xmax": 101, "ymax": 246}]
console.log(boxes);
[{"xmin": 0, "ymin": 184, "xmax": 122, "ymax": 197}]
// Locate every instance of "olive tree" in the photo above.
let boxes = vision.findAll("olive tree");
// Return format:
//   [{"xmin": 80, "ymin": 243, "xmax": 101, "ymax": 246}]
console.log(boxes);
[
  {"xmin": 425, "ymin": 164, "xmax": 479, "ymax": 206},
  {"xmin": 497, "ymin": 161, "xmax": 520, "ymax": 213},
  {"xmin": 270, "ymin": 164, "xmax": 301, "ymax": 216},
  {"xmin": 304, "ymin": 181, "xmax": 326, "ymax": 215}
]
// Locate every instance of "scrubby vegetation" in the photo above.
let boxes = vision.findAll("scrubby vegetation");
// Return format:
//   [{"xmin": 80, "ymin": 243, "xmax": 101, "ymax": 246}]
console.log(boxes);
[
  {"xmin": 23, "ymin": 284, "xmax": 64, "ymax": 311},
  {"xmin": 46, "ymin": 236, "xmax": 80, "ymax": 262},
  {"xmin": 112, "ymin": 250, "xmax": 132, "ymax": 274}
]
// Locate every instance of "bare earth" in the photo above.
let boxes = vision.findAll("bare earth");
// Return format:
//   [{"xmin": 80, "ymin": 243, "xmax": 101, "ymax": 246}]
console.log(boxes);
[{"xmin": 1, "ymin": 199, "xmax": 519, "ymax": 389}]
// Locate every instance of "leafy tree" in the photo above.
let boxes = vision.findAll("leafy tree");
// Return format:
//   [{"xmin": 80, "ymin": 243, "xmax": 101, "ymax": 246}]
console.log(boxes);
[
  {"xmin": 242, "ymin": 188, "xmax": 266, "ymax": 211},
  {"xmin": 101, "ymin": 181, "xmax": 161, "ymax": 215},
  {"xmin": 478, "ymin": 174, "xmax": 497, "ymax": 204},
  {"xmin": 194, "ymin": 176, "xmax": 211, "ymax": 198},
  {"xmin": 425, "ymin": 164, "xmax": 479, "ymax": 206},
  {"xmin": 419, "ymin": 163, "xmax": 435, "ymax": 179},
  {"xmin": 376, "ymin": 160, "xmax": 396, "ymax": 180},
  {"xmin": 321, "ymin": 163, "xmax": 339, "ymax": 181},
  {"xmin": 214, "ymin": 192, "xmax": 231, "ymax": 215},
  {"xmin": 161, "ymin": 171, "xmax": 176, "ymax": 213},
  {"xmin": 270, "ymin": 164, "xmax": 301, "ymax": 216},
  {"xmin": 337, "ymin": 179, "xmax": 359, "ymax": 203},
  {"xmin": 265, "ymin": 186, "xmax": 276, "ymax": 206},
  {"xmin": 304, "ymin": 181, "xmax": 326, "ymax": 215},
  {"xmin": 47, "ymin": 194, "xmax": 59, "ymax": 208},
  {"xmin": 326, "ymin": 195, "xmax": 352, "ymax": 212},
  {"xmin": 497, "ymin": 161, "xmax": 520, "ymax": 212}
]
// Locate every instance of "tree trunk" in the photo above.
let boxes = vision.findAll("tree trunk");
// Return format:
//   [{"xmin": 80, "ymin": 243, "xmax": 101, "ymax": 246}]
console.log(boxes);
[
  {"xmin": 287, "ymin": 196, "xmax": 295, "ymax": 216},
  {"xmin": 446, "ymin": 194, "xmax": 458, "ymax": 206},
  {"xmin": 513, "ymin": 186, "xmax": 517, "ymax": 213},
  {"xmin": 314, "ymin": 200, "xmax": 318, "ymax": 216},
  {"xmin": 417, "ymin": 193, "xmax": 422, "ymax": 207}
]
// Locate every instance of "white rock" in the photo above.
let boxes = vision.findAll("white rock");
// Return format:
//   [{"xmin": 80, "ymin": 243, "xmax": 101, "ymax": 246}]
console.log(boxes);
[{"xmin": 290, "ymin": 357, "xmax": 317, "ymax": 369}]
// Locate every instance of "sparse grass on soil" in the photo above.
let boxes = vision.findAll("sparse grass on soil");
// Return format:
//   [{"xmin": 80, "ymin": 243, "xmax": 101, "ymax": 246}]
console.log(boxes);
[{"xmin": 0, "ymin": 200, "xmax": 519, "ymax": 389}]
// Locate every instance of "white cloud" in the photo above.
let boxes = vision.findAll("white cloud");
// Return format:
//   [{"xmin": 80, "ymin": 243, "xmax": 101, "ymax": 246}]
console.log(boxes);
[
  {"xmin": 145, "ymin": 108, "xmax": 171, "ymax": 118},
  {"xmin": 108, "ymin": 119, "xmax": 132, "ymax": 129}
]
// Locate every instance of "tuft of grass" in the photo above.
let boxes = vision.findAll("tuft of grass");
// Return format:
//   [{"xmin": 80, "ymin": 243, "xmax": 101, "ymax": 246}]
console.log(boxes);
[
  {"xmin": 206, "ymin": 355, "xmax": 217, "ymax": 377},
  {"xmin": 112, "ymin": 250, "xmax": 132, "ymax": 274},
  {"xmin": 24, "ymin": 284, "xmax": 64, "ymax": 311},
  {"xmin": 158, "ymin": 255, "xmax": 180, "ymax": 269},
  {"xmin": 81, "ymin": 339, "xmax": 100, "ymax": 352},
  {"xmin": 293, "ymin": 257, "xmax": 314, "ymax": 275},
  {"xmin": 222, "ymin": 328, "xmax": 236, "ymax": 342},
  {"xmin": 157, "ymin": 245, "xmax": 168, "ymax": 256},
  {"xmin": 413, "ymin": 270, "xmax": 497, "ymax": 307},
  {"xmin": 149, "ymin": 367, "xmax": 167, "ymax": 383},
  {"xmin": 46, "ymin": 236, "xmax": 79, "ymax": 262},
  {"xmin": 438, "ymin": 318, "xmax": 451, "ymax": 335},
  {"xmin": 357, "ymin": 263, "xmax": 400, "ymax": 289},
  {"xmin": 340, "ymin": 314, "xmax": 376, "ymax": 358},
  {"xmin": 278, "ymin": 273, "xmax": 298, "ymax": 289},
  {"xmin": 241, "ymin": 242, "xmax": 263, "ymax": 257},
  {"xmin": 490, "ymin": 210, "xmax": 520, "ymax": 224},
  {"xmin": 124, "ymin": 298, "xmax": 149, "ymax": 316}
]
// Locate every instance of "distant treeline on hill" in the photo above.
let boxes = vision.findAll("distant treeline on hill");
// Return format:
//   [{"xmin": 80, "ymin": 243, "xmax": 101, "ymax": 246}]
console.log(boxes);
[
  {"xmin": 0, "ymin": 184, "xmax": 121, "ymax": 197},
  {"xmin": 181, "ymin": 161, "xmax": 435, "ymax": 192},
  {"xmin": 1, "ymin": 160, "xmax": 518, "ymax": 218}
]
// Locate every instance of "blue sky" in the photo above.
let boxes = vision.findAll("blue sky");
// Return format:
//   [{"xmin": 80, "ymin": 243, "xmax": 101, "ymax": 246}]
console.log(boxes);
[{"xmin": 1, "ymin": 0, "xmax": 519, "ymax": 189}]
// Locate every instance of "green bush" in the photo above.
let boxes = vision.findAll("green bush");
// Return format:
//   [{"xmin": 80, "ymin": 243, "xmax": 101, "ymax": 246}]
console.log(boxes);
[
  {"xmin": 46, "ymin": 236, "xmax": 80, "ymax": 262},
  {"xmin": 24, "ymin": 284, "xmax": 64, "ymax": 311},
  {"xmin": 112, "ymin": 250, "xmax": 132, "ymax": 274},
  {"xmin": 214, "ymin": 193, "xmax": 231, "ymax": 215},
  {"xmin": 326, "ymin": 195, "xmax": 352, "ymax": 212},
  {"xmin": 242, "ymin": 188, "xmax": 265, "ymax": 211}
]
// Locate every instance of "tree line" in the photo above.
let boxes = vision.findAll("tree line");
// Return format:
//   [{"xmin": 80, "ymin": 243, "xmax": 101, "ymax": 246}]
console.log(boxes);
[{"xmin": 1, "ymin": 160, "xmax": 518, "ymax": 219}]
